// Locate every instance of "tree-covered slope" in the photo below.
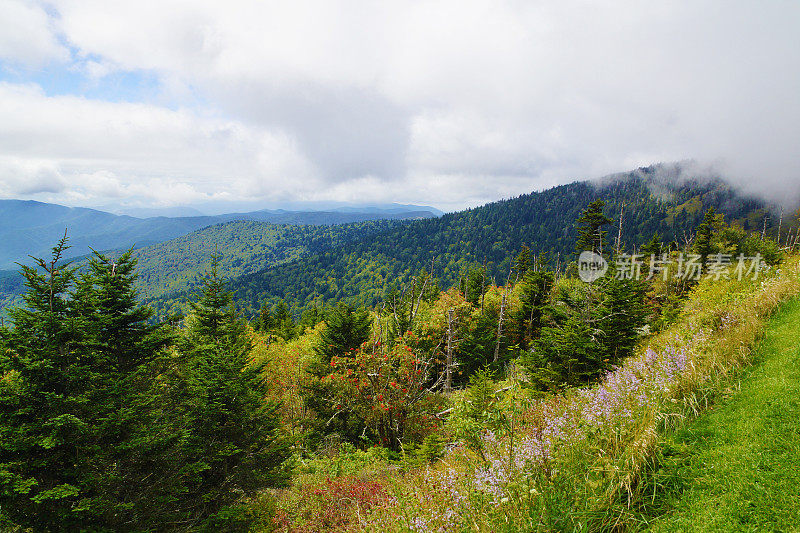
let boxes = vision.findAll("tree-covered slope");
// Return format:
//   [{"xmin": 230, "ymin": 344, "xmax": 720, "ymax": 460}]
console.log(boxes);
[
  {"xmin": 0, "ymin": 200, "xmax": 438, "ymax": 268},
  {"xmin": 156, "ymin": 165, "xmax": 775, "ymax": 317},
  {"xmin": 130, "ymin": 219, "xmax": 406, "ymax": 301}
]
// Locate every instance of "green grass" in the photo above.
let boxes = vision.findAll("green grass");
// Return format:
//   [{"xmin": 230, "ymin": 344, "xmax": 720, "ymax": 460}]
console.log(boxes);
[{"xmin": 638, "ymin": 297, "xmax": 800, "ymax": 532}]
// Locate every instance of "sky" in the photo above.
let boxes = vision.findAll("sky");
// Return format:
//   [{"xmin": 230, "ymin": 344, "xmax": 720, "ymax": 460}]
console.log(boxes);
[{"xmin": 0, "ymin": 1, "xmax": 798, "ymax": 213}]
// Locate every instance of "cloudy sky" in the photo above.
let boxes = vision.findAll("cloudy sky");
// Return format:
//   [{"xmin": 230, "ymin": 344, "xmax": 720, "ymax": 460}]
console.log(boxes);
[{"xmin": 0, "ymin": 1, "xmax": 798, "ymax": 213}]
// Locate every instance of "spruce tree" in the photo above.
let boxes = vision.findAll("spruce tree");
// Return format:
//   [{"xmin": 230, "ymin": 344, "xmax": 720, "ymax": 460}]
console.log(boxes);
[
  {"xmin": 0, "ymin": 236, "xmax": 94, "ymax": 530},
  {"xmin": 596, "ymin": 277, "xmax": 649, "ymax": 366},
  {"xmin": 0, "ymin": 239, "xmax": 173, "ymax": 530},
  {"xmin": 513, "ymin": 269, "xmax": 554, "ymax": 349},
  {"xmin": 513, "ymin": 246, "xmax": 532, "ymax": 280},
  {"xmin": 313, "ymin": 302, "xmax": 372, "ymax": 367},
  {"xmin": 525, "ymin": 314, "xmax": 603, "ymax": 389},
  {"xmin": 575, "ymin": 199, "xmax": 614, "ymax": 256},
  {"xmin": 172, "ymin": 252, "xmax": 292, "ymax": 528},
  {"xmin": 305, "ymin": 302, "xmax": 372, "ymax": 445},
  {"xmin": 694, "ymin": 207, "xmax": 720, "ymax": 265}
]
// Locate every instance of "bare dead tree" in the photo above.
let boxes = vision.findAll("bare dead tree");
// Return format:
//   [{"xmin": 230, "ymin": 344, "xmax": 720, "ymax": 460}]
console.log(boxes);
[
  {"xmin": 445, "ymin": 308, "xmax": 455, "ymax": 394},
  {"xmin": 480, "ymin": 259, "xmax": 487, "ymax": 313},
  {"xmin": 493, "ymin": 266, "xmax": 513, "ymax": 362}
]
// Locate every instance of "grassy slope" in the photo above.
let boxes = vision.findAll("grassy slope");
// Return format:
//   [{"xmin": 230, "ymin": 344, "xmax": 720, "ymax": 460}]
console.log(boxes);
[{"xmin": 643, "ymin": 297, "xmax": 800, "ymax": 531}]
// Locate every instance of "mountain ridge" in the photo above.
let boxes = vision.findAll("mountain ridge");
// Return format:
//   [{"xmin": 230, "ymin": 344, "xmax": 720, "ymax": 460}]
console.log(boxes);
[
  {"xmin": 147, "ymin": 164, "xmax": 779, "ymax": 318},
  {"xmin": 0, "ymin": 199, "xmax": 438, "ymax": 268}
]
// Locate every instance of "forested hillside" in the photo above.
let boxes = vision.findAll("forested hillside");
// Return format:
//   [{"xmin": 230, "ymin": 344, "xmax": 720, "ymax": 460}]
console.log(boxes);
[
  {"xmin": 1, "ymin": 175, "xmax": 795, "ymax": 531},
  {"xmin": 0, "ymin": 219, "xmax": 408, "ymax": 314},
  {"xmin": 0, "ymin": 200, "xmax": 437, "ymax": 268},
  {"xmin": 152, "ymin": 165, "xmax": 774, "ymax": 318},
  {"xmin": 130, "ymin": 219, "xmax": 406, "ymax": 300}
]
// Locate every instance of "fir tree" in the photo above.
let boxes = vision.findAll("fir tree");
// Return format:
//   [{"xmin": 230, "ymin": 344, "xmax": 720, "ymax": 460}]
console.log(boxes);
[
  {"xmin": 694, "ymin": 207, "xmax": 721, "ymax": 265},
  {"xmin": 575, "ymin": 199, "xmax": 614, "ymax": 256},
  {"xmin": 525, "ymin": 314, "xmax": 603, "ymax": 389},
  {"xmin": 596, "ymin": 277, "xmax": 649, "ymax": 366},
  {"xmin": 312, "ymin": 302, "xmax": 372, "ymax": 367},
  {"xmin": 0, "ymin": 235, "xmax": 93, "ymax": 530},
  {"xmin": 305, "ymin": 302, "xmax": 372, "ymax": 445},
  {"xmin": 513, "ymin": 269, "xmax": 554, "ymax": 350},
  {"xmin": 513, "ymin": 246, "xmax": 532, "ymax": 280},
  {"xmin": 0, "ymin": 239, "xmax": 174, "ymax": 530},
  {"xmin": 170, "ymin": 252, "xmax": 293, "ymax": 528}
]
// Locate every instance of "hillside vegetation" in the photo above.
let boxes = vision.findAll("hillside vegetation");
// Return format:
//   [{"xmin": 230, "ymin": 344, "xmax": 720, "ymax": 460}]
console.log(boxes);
[
  {"xmin": 1, "ymin": 172, "xmax": 796, "ymax": 532},
  {"xmin": 130, "ymin": 219, "xmax": 406, "ymax": 302},
  {"xmin": 0, "ymin": 218, "xmax": 408, "ymax": 315},
  {"xmin": 641, "ymin": 298, "xmax": 800, "ymax": 531},
  {"xmin": 155, "ymin": 165, "xmax": 777, "ymax": 317}
]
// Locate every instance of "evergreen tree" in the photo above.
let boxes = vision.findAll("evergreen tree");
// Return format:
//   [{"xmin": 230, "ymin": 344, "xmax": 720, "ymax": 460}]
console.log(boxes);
[
  {"xmin": 0, "ymin": 236, "xmax": 93, "ymax": 530},
  {"xmin": 640, "ymin": 232, "xmax": 663, "ymax": 258},
  {"xmin": 255, "ymin": 301, "xmax": 274, "ymax": 332},
  {"xmin": 596, "ymin": 277, "xmax": 649, "ymax": 366},
  {"xmin": 457, "ymin": 310, "xmax": 500, "ymax": 382},
  {"xmin": 0, "ymin": 239, "xmax": 174, "ymax": 530},
  {"xmin": 298, "ymin": 304, "xmax": 325, "ymax": 333},
  {"xmin": 513, "ymin": 269, "xmax": 554, "ymax": 350},
  {"xmin": 461, "ymin": 265, "xmax": 487, "ymax": 307},
  {"xmin": 305, "ymin": 302, "xmax": 372, "ymax": 445},
  {"xmin": 525, "ymin": 314, "xmax": 603, "ymax": 389},
  {"xmin": 513, "ymin": 246, "xmax": 532, "ymax": 280},
  {"xmin": 575, "ymin": 199, "xmax": 614, "ymax": 256},
  {"xmin": 640, "ymin": 232, "xmax": 664, "ymax": 278},
  {"xmin": 272, "ymin": 299, "xmax": 296, "ymax": 340},
  {"xmin": 694, "ymin": 207, "xmax": 720, "ymax": 265},
  {"xmin": 312, "ymin": 302, "xmax": 372, "ymax": 367},
  {"xmin": 167, "ymin": 252, "xmax": 293, "ymax": 528}
]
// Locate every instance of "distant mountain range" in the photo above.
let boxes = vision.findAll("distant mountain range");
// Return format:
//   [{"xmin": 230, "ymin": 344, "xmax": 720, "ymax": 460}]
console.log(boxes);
[{"xmin": 0, "ymin": 200, "xmax": 440, "ymax": 268}]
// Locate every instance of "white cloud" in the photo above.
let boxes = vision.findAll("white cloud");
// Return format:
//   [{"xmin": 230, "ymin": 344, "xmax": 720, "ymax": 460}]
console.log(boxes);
[
  {"xmin": 0, "ymin": 1, "xmax": 798, "ymax": 210},
  {"xmin": 0, "ymin": 82, "xmax": 317, "ymax": 206},
  {"xmin": 0, "ymin": 0, "xmax": 68, "ymax": 66}
]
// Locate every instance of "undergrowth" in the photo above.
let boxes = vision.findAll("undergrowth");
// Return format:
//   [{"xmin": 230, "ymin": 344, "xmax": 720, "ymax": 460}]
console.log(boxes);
[{"xmin": 258, "ymin": 256, "xmax": 800, "ymax": 532}]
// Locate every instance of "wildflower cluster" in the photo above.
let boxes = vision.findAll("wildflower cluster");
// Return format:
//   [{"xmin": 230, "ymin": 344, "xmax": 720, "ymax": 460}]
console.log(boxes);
[{"xmin": 472, "ymin": 337, "xmax": 695, "ymax": 503}]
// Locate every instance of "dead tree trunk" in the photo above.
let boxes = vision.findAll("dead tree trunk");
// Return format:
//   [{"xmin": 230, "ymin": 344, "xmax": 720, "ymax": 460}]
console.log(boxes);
[
  {"xmin": 494, "ymin": 277, "xmax": 510, "ymax": 363},
  {"xmin": 445, "ymin": 308, "xmax": 455, "ymax": 393},
  {"xmin": 480, "ymin": 260, "xmax": 486, "ymax": 313}
]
